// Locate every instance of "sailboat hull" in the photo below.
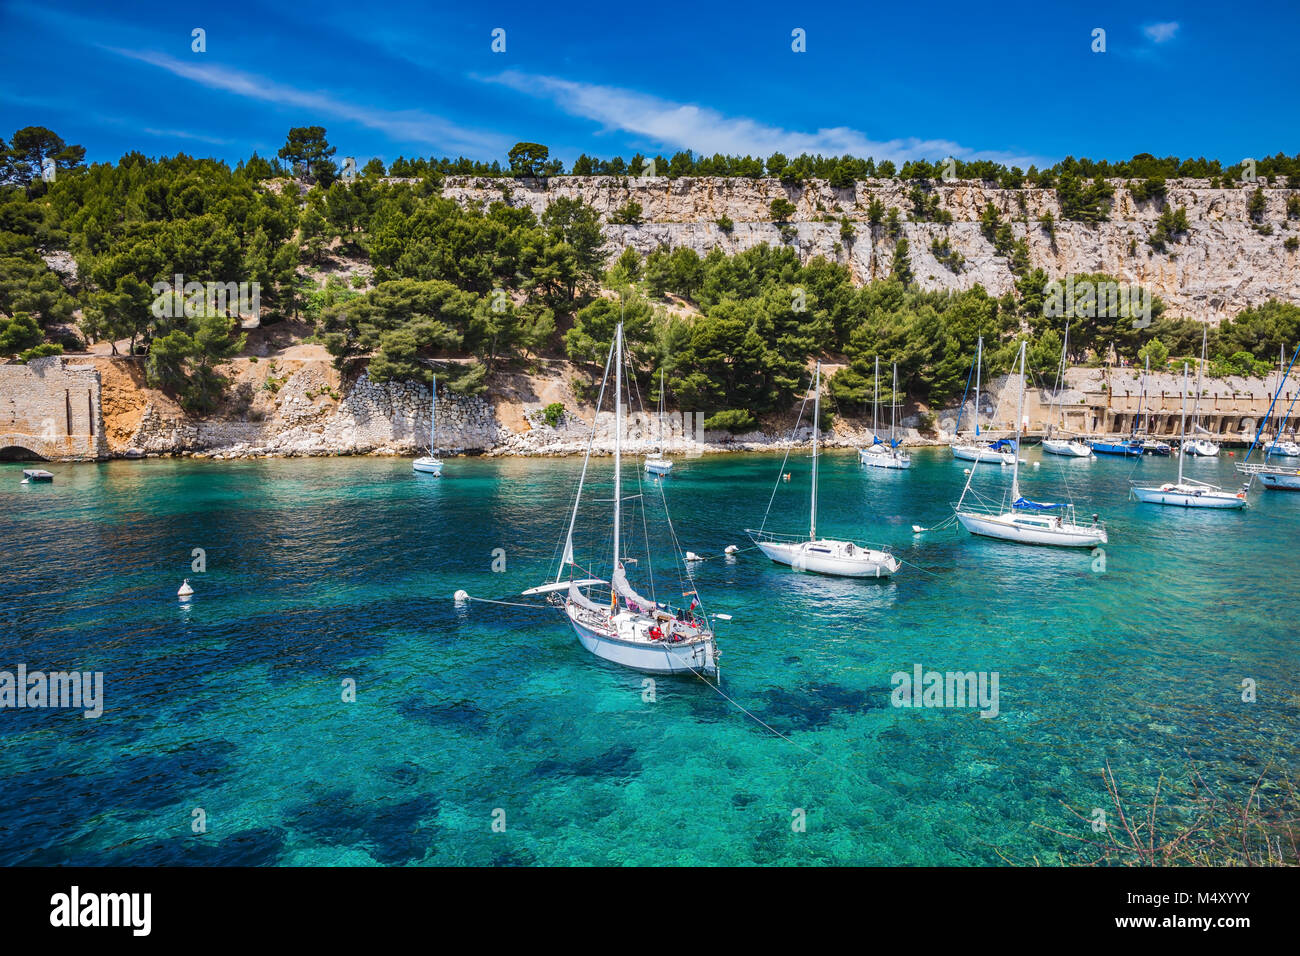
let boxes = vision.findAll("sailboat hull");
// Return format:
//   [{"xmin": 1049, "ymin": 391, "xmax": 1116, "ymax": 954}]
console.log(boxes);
[
  {"xmin": 644, "ymin": 458, "xmax": 673, "ymax": 476},
  {"xmin": 1182, "ymin": 440, "xmax": 1220, "ymax": 457},
  {"xmin": 1042, "ymin": 439, "xmax": 1093, "ymax": 458},
  {"xmin": 859, "ymin": 448, "xmax": 911, "ymax": 469},
  {"xmin": 956, "ymin": 511, "xmax": 1107, "ymax": 547},
  {"xmin": 567, "ymin": 614, "xmax": 717, "ymax": 675},
  {"xmin": 412, "ymin": 457, "xmax": 443, "ymax": 475},
  {"xmin": 1089, "ymin": 440, "xmax": 1142, "ymax": 457},
  {"xmin": 1258, "ymin": 471, "xmax": 1300, "ymax": 491},
  {"xmin": 754, "ymin": 539, "xmax": 899, "ymax": 578},
  {"xmin": 952, "ymin": 444, "xmax": 1016, "ymax": 464},
  {"xmin": 1131, "ymin": 485, "xmax": 1247, "ymax": 508}
]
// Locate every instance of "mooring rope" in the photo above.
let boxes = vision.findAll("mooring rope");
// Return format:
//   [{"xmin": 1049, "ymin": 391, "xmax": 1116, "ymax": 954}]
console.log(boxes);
[{"xmin": 462, "ymin": 596, "xmax": 553, "ymax": 611}]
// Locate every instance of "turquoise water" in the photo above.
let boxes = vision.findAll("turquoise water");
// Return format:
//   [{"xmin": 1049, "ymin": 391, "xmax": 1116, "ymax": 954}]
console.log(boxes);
[{"xmin": 1, "ymin": 448, "xmax": 1296, "ymax": 865}]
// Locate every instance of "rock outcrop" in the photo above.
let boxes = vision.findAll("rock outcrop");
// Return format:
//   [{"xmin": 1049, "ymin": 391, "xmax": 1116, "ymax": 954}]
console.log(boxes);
[{"xmin": 442, "ymin": 175, "xmax": 1299, "ymax": 318}]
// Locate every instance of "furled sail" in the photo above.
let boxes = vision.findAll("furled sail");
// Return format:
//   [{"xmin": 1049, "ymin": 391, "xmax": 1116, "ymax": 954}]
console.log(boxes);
[
  {"xmin": 568, "ymin": 580, "xmax": 606, "ymax": 614},
  {"xmin": 611, "ymin": 564, "xmax": 657, "ymax": 613},
  {"xmin": 1013, "ymin": 496, "xmax": 1067, "ymax": 511}
]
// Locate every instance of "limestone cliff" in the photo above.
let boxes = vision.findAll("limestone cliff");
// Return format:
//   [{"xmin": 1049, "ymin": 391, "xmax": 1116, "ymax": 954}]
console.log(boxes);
[{"xmin": 442, "ymin": 176, "xmax": 1299, "ymax": 318}]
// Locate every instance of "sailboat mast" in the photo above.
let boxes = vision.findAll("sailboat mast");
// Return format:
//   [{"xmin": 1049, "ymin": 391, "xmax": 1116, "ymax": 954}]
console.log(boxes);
[
  {"xmin": 431, "ymin": 373, "xmax": 436, "ymax": 453},
  {"xmin": 872, "ymin": 355, "xmax": 879, "ymax": 437},
  {"xmin": 974, "ymin": 336, "xmax": 983, "ymax": 437},
  {"xmin": 811, "ymin": 362, "xmax": 820, "ymax": 541},
  {"xmin": 556, "ymin": 330, "xmax": 619, "ymax": 583},
  {"xmin": 1010, "ymin": 340, "xmax": 1026, "ymax": 501},
  {"xmin": 1134, "ymin": 355, "xmax": 1147, "ymax": 438},
  {"xmin": 612, "ymin": 322, "xmax": 623, "ymax": 607},
  {"xmin": 1177, "ymin": 363, "xmax": 1189, "ymax": 484},
  {"xmin": 658, "ymin": 368, "xmax": 664, "ymax": 449},
  {"xmin": 1192, "ymin": 326, "xmax": 1207, "ymax": 429},
  {"xmin": 890, "ymin": 362, "xmax": 898, "ymax": 444}
]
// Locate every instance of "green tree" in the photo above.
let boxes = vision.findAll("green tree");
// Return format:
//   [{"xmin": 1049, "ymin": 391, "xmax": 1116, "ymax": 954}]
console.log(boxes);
[
  {"xmin": 508, "ymin": 142, "xmax": 550, "ymax": 177},
  {"xmin": 278, "ymin": 126, "xmax": 337, "ymax": 186},
  {"xmin": 891, "ymin": 238, "xmax": 913, "ymax": 287}
]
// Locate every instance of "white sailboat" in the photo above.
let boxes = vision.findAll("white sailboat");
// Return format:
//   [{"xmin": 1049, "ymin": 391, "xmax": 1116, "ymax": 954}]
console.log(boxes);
[
  {"xmin": 644, "ymin": 368, "xmax": 673, "ymax": 476},
  {"xmin": 1236, "ymin": 344, "xmax": 1300, "ymax": 491},
  {"xmin": 952, "ymin": 336, "xmax": 1017, "ymax": 464},
  {"xmin": 1181, "ymin": 327, "xmax": 1220, "ymax": 457},
  {"xmin": 413, "ymin": 374, "xmax": 444, "ymax": 476},
  {"xmin": 748, "ymin": 362, "xmax": 901, "ymax": 577},
  {"xmin": 1133, "ymin": 363, "xmax": 1248, "ymax": 508},
  {"xmin": 1041, "ymin": 321, "xmax": 1094, "ymax": 458},
  {"xmin": 530, "ymin": 321, "xmax": 718, "ymax": 676},
  {"xmin": 860, "ymin": 357, "xmax": 912, "ymax": 469},
  {"xmin": 956, "ymin": 341, "xmax": 1109, "ymax": 547},
  {"xmin": 1264, "ymin": 347, "xmax": 1300, "ymax": 459}
]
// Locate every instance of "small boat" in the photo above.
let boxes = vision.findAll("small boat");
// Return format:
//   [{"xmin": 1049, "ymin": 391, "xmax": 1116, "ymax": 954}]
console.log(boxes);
[
  {"xmin": 1265, "ymin": 439, "xmax": 1300, "ymax": 459},
  {"xmin": 1236, "ymin": 344, "xmax": 1300, "ymax": 492},
  {"xmin": 1042, "ymin": 439, "xmax": 1094, "ymax": 457},
  {"xmin": 1090, "ymin": 438, "xmax": 1143, "ymax": 457},
  {"xmin": 1181, "ymin": 438, "xmax": 1220, "ymax": 458},
  {"xmin": 859, "ymin": 358, "xmax": 911, "ymax": 470},
  {"xmin": 950, "ymin": 337, "xmax": 1018, "ymax": 465},
  {"xmin": 1134, "ymin": 363, "xmax": 1248, "ymax": 509},
  {"xmin": 1132, "ymin": 355, "xmax": 1171, "ymax": 455},
  {"xmin": 413, "ymin": 374, "xmax": 444, "ymax": 476},
  {"xmin": 1181, "ymin": 328, "xmax": 1219, "ymax": 457},
  {"xmin": 749, "ymin": 361, "xmax": 900, "ymax": 578},
  {"xmin": 956, "ymin": 341, "xmax": 1108, "ymax": 548},
  {"xmin": 1041, "ymin": 320, "xmax": 1094, "ymax": 458},
  {"xmin": 644, "ymin": 369, "xmax": 673, "ymax": 476},
  {"xmin": 21, "ymin": 469, "xmax": 54, "ymax": 483}
]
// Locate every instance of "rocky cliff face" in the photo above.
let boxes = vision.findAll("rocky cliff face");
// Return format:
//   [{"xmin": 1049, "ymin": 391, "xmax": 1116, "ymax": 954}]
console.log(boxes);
[{"xmin": 442, "ymin": 176, "xmax": 1299, "ymax": 318}]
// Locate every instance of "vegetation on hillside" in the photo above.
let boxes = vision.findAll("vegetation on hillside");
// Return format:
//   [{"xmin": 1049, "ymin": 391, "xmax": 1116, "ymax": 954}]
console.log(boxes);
[{"xmin": 2, "ymin": 126, "xmax": 1298, "ymax": 421}]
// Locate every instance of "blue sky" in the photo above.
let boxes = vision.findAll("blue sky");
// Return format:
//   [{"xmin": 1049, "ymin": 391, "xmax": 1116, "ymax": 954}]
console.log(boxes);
[{"xmin": 1, "ymin": 0, "xmax": 1295, "ymax": 170}]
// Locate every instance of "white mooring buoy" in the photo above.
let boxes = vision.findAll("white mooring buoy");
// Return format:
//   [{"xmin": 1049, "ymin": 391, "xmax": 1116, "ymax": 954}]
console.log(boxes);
[
  {"xmin": 453, "ymin": 589, "xmax": 469, "ymax": 604},
  {"xmin": 724, "ymin": 545, "xmax": 739, "ymax": 555},
  {"xmin": 177, "ymin": 579, "xmax": 194, "ymax": 599},
  {"xmin": 1032, "ymin": 461, "xmax": 1040, "ymax": 469}
]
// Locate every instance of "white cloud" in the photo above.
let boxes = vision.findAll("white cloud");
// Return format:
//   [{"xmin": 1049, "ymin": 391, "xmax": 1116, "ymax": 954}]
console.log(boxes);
[
  {"xmin": 105, "ymin": 48, "xmax": 508, "ymax": 157},
  {"xmin": 1143, "ymin": 22, "xmax": 1180, "ymax": 44},
  {"xmin": 485, "ymin": 70, "xmax": 1044, "ymax": 168},
  {"xmin": 142, "ymin": 127, "xmax": 233, "ymax": 146}
]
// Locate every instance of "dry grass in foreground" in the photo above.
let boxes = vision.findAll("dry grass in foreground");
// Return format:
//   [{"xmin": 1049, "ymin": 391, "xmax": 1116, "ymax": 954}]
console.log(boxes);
[{"xmin": 1005, "ymin": 760, "xmax": 1299, "ymax": 866}]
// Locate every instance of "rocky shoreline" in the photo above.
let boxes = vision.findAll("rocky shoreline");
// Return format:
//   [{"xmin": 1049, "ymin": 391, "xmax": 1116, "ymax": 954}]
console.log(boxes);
[{"xmin": 4, "ymin": 356, "xmax": 1280, "ymax": 463}]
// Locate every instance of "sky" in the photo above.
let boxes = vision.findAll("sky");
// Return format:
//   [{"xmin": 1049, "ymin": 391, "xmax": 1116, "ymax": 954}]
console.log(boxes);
[{"xmin": 0, "ymin": 0, "xmax": 1295, "ymax": 171}]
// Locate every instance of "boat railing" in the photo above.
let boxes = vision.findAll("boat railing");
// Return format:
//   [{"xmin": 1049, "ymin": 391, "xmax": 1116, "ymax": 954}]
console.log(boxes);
[{"xmin": 1237, "ymin": 461, "xmax": 1300, "ymax": 476}]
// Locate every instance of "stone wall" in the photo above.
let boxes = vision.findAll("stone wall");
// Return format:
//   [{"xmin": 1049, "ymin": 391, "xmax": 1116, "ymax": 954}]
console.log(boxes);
[{"xmin": 0, "ymin": 357, "xmax": 108, "ymax": 460}]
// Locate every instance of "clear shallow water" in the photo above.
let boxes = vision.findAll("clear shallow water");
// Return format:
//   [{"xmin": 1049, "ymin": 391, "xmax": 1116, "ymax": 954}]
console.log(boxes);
[{"xmin": 0, "ymin": 448, "xmax": 1296, "ymax": 866}]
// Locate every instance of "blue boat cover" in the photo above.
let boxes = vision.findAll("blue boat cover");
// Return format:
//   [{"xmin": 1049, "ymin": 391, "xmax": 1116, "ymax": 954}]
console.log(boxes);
[
  {"xmin": 990, "ymin": 439, "xmax": 1018, "ymax": 452},
  {"xmin": 1013, "ymin": 496, "xmax": 1066, "ymax": 510}
]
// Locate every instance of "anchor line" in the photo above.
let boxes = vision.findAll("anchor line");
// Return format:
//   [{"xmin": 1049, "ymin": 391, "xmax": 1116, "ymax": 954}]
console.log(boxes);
[{"xmin": 463, "ymin": 596, "xmax": 554, "ymax": 611}]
